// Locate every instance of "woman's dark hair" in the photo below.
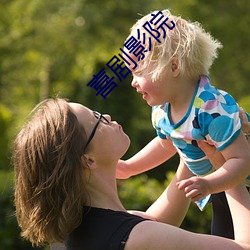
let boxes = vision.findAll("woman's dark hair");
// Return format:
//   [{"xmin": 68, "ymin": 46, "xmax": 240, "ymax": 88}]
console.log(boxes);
[{"xmin": 13, "ymin": 98, "xmax": 88, "ymax": 246}]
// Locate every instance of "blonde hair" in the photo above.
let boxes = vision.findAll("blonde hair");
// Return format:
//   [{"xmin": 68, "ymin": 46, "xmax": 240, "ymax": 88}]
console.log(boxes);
[
  {"xmin": 127, "ymin": 9, "xmax": 222, "ymax": 81},
  {"xmin": 13, "ymin": 98, "xmax": 88, "ymax": 246}
]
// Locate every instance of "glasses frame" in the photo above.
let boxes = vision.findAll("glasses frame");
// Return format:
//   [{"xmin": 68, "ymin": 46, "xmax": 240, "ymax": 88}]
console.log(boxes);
[{"xmin": 83, "ymin": 111, "xmax": 109, "ymax": 151}]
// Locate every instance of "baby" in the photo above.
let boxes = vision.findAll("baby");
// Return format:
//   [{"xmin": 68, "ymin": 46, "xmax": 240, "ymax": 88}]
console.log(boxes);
[{"xmin": 117, "ymin": 9, "xmax": 250, "ymax": 236}]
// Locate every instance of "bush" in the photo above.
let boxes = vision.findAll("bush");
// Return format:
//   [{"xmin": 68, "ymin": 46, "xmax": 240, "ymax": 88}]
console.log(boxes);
[
  {"xmin": 0, "ymin": 171, "xmax": 44, "ymax": 250},
  {"xmin": 0, "ymin": 104, "xmax": 12, "ymax": 171},
  {"xmin": 1, "ymin": 170, "xmax": 211, "ymax": 250},
  {"xmin": 118, "ymin": 172, "xmax": 212, "ymax": 234}
]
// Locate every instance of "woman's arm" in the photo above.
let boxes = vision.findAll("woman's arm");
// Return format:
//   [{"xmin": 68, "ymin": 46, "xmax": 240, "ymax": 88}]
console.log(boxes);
[
  {"xmin": 125, "ymin": 183, "xmax": 250, "ymax": 250},
  {"xmin": 225, "ymin": 184, "xmax": 250, "ymax": 245}
]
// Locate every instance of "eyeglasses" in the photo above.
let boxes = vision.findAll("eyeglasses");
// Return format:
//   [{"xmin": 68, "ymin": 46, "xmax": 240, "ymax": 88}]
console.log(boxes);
[{"xmin": 84, "ymin": 111, "xmax": 110, "ymax": 151}]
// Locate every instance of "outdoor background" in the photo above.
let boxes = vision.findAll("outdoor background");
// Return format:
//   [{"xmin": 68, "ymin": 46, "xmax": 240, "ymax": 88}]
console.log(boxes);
[{"xmin": 0, "ymin": 0, "xmax": 249, "ymax": 249}]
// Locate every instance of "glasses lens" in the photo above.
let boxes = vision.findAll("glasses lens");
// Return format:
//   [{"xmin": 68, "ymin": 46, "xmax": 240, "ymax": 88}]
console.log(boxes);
[
  {"xmin": 84, "ymin": 111, "xmax": 110, "ymax": 152},
  {"xmin": 93, "ymin": 111, "xmax": 101, "ymax": 120},
  {"xmin": 93, "ymin": 111, "xmax": 109, "ymax": 125}
]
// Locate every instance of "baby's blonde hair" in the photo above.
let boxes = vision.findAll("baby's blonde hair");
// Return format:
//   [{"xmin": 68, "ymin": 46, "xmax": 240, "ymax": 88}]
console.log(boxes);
[{"xmin": 127, "ymin": 9, "xmax": 222, "ymax": 81}]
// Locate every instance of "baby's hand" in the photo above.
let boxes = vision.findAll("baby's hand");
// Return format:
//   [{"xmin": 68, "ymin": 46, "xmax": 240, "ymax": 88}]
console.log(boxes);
[
  {"xmin": 116, "ymin": 160, "xmax": 131, "ymax": 179},
  {"xmin": 177, "ymin": 176, "xmax": 211, "ymax": 202}
]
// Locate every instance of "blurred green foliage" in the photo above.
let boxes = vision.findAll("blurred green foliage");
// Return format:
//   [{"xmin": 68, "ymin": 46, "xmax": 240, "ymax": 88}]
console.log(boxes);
[
  {"xmin": 118, "ymin": 172, "xmax": 212, "ymax": 234},
  {"xmin": 0, "ymin": 171, "xmax": 41, "ymax": 249},
  {"xmin": 0, "ymin": 0, "xmax": 249, "ymax": 248}
]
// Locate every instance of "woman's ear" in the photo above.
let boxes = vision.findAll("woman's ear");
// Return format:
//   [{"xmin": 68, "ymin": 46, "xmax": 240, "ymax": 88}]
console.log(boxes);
[
  {"xmin": 82, "ymin": 155, "xmax": 97, "ymax": 169},
  {"xmin": 171, "ymin": 57, "xmax": 180, "ymax": 77}
]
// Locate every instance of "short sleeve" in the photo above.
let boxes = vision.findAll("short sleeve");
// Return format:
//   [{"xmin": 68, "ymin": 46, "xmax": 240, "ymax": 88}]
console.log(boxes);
[
  {"xmin": 156, "ymin": 130, "xmax": 168, "ymax": 139},
  {"xmin": 151, "ymin": 105, "xmax": 169, "ymax": 140},
  {"xmin": 197, "ymin": 89, "xmax": 241, "ymax": 151}
]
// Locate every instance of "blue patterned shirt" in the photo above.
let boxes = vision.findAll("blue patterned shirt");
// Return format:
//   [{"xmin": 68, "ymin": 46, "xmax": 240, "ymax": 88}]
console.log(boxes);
[{"xmin": 152, "ymin": 75, "xmax": 242, "ymax": 176}]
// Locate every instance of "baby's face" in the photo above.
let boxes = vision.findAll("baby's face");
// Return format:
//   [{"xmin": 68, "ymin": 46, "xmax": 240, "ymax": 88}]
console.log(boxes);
[{"xmin": 130, "ymin": 68, "xmax": 175, "ymax": 107}]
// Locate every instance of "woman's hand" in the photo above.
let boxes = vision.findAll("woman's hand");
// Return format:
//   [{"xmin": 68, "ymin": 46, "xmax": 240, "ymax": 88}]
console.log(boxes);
[{"xmin": 239, "ymin": 107, "xmax": 250, "ymax": 141}]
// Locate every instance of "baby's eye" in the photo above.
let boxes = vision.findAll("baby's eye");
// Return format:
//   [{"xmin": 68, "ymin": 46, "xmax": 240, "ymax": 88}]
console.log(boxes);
[{"xmin": 133, "ymin": 72, "xmax": 142, "ymax": 77}]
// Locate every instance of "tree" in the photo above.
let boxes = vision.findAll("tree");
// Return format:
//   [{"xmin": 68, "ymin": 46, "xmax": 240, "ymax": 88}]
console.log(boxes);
[{"xmin": 0, "ymin": 1, "xmax": 249, "ymax": 248}]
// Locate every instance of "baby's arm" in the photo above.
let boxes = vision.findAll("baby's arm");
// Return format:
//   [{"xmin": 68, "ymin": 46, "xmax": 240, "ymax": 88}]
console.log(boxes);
[
  {"xmin": 116, "ymin": 136, "xmax": 177, "ymax": 179},
  {"xmin": 178, "ymin": 132, "xmax": 250, "ymax": 201},
  {"xmin": 129, "ymin": 159, "xmax": 193, "ymax": 226}
]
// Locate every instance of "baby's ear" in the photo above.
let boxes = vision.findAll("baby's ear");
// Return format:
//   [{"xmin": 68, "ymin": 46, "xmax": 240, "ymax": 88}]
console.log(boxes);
[{"xmin": 171, "ymin": 57, "xmax": 180, "ymax": 76}]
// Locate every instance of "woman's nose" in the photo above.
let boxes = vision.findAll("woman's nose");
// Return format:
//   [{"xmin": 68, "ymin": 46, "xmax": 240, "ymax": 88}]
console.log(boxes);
[{"xmin": 103, "ymin": 114, "xmax": 111, "ymax": 122}]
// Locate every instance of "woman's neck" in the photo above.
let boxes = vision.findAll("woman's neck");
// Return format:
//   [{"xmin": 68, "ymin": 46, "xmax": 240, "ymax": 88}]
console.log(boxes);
[{"xmin": 84, "ymin": 165, "xmax": 126, "ymax": 212}]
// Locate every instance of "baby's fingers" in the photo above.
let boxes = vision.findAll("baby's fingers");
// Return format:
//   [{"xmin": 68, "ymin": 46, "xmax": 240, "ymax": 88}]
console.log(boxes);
[
  {"xmin": 185, "ymin": 189, "xmax": 201, "ymax": 201},
  {"xmin": 176, "ymin": 179, "xmax": 194, "ymax": 190}
]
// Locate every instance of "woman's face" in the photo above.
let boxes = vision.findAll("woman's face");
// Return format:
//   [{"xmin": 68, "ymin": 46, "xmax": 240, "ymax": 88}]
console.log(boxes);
[{"xmin": 68, "ymin": 103, "xmax": 130, "ymax": 161}]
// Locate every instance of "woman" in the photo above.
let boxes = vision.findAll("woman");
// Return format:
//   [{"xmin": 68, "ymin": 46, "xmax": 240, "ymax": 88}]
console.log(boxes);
[{"xmin": 13, "ymin": 98, "xmax": 250, "ymax": 249}]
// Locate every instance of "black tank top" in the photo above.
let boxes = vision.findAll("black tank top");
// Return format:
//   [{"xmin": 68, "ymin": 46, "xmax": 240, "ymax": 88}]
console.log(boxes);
[{"xmin": 66, "ymin": 206, "xmax": 148, "ymax": 250}]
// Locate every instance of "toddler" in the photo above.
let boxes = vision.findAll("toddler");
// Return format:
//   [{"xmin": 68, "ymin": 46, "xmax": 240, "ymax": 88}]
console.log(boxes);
[{"xmin": 117, "ymin": 9, "xmax": 250, "ymax": 238}]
